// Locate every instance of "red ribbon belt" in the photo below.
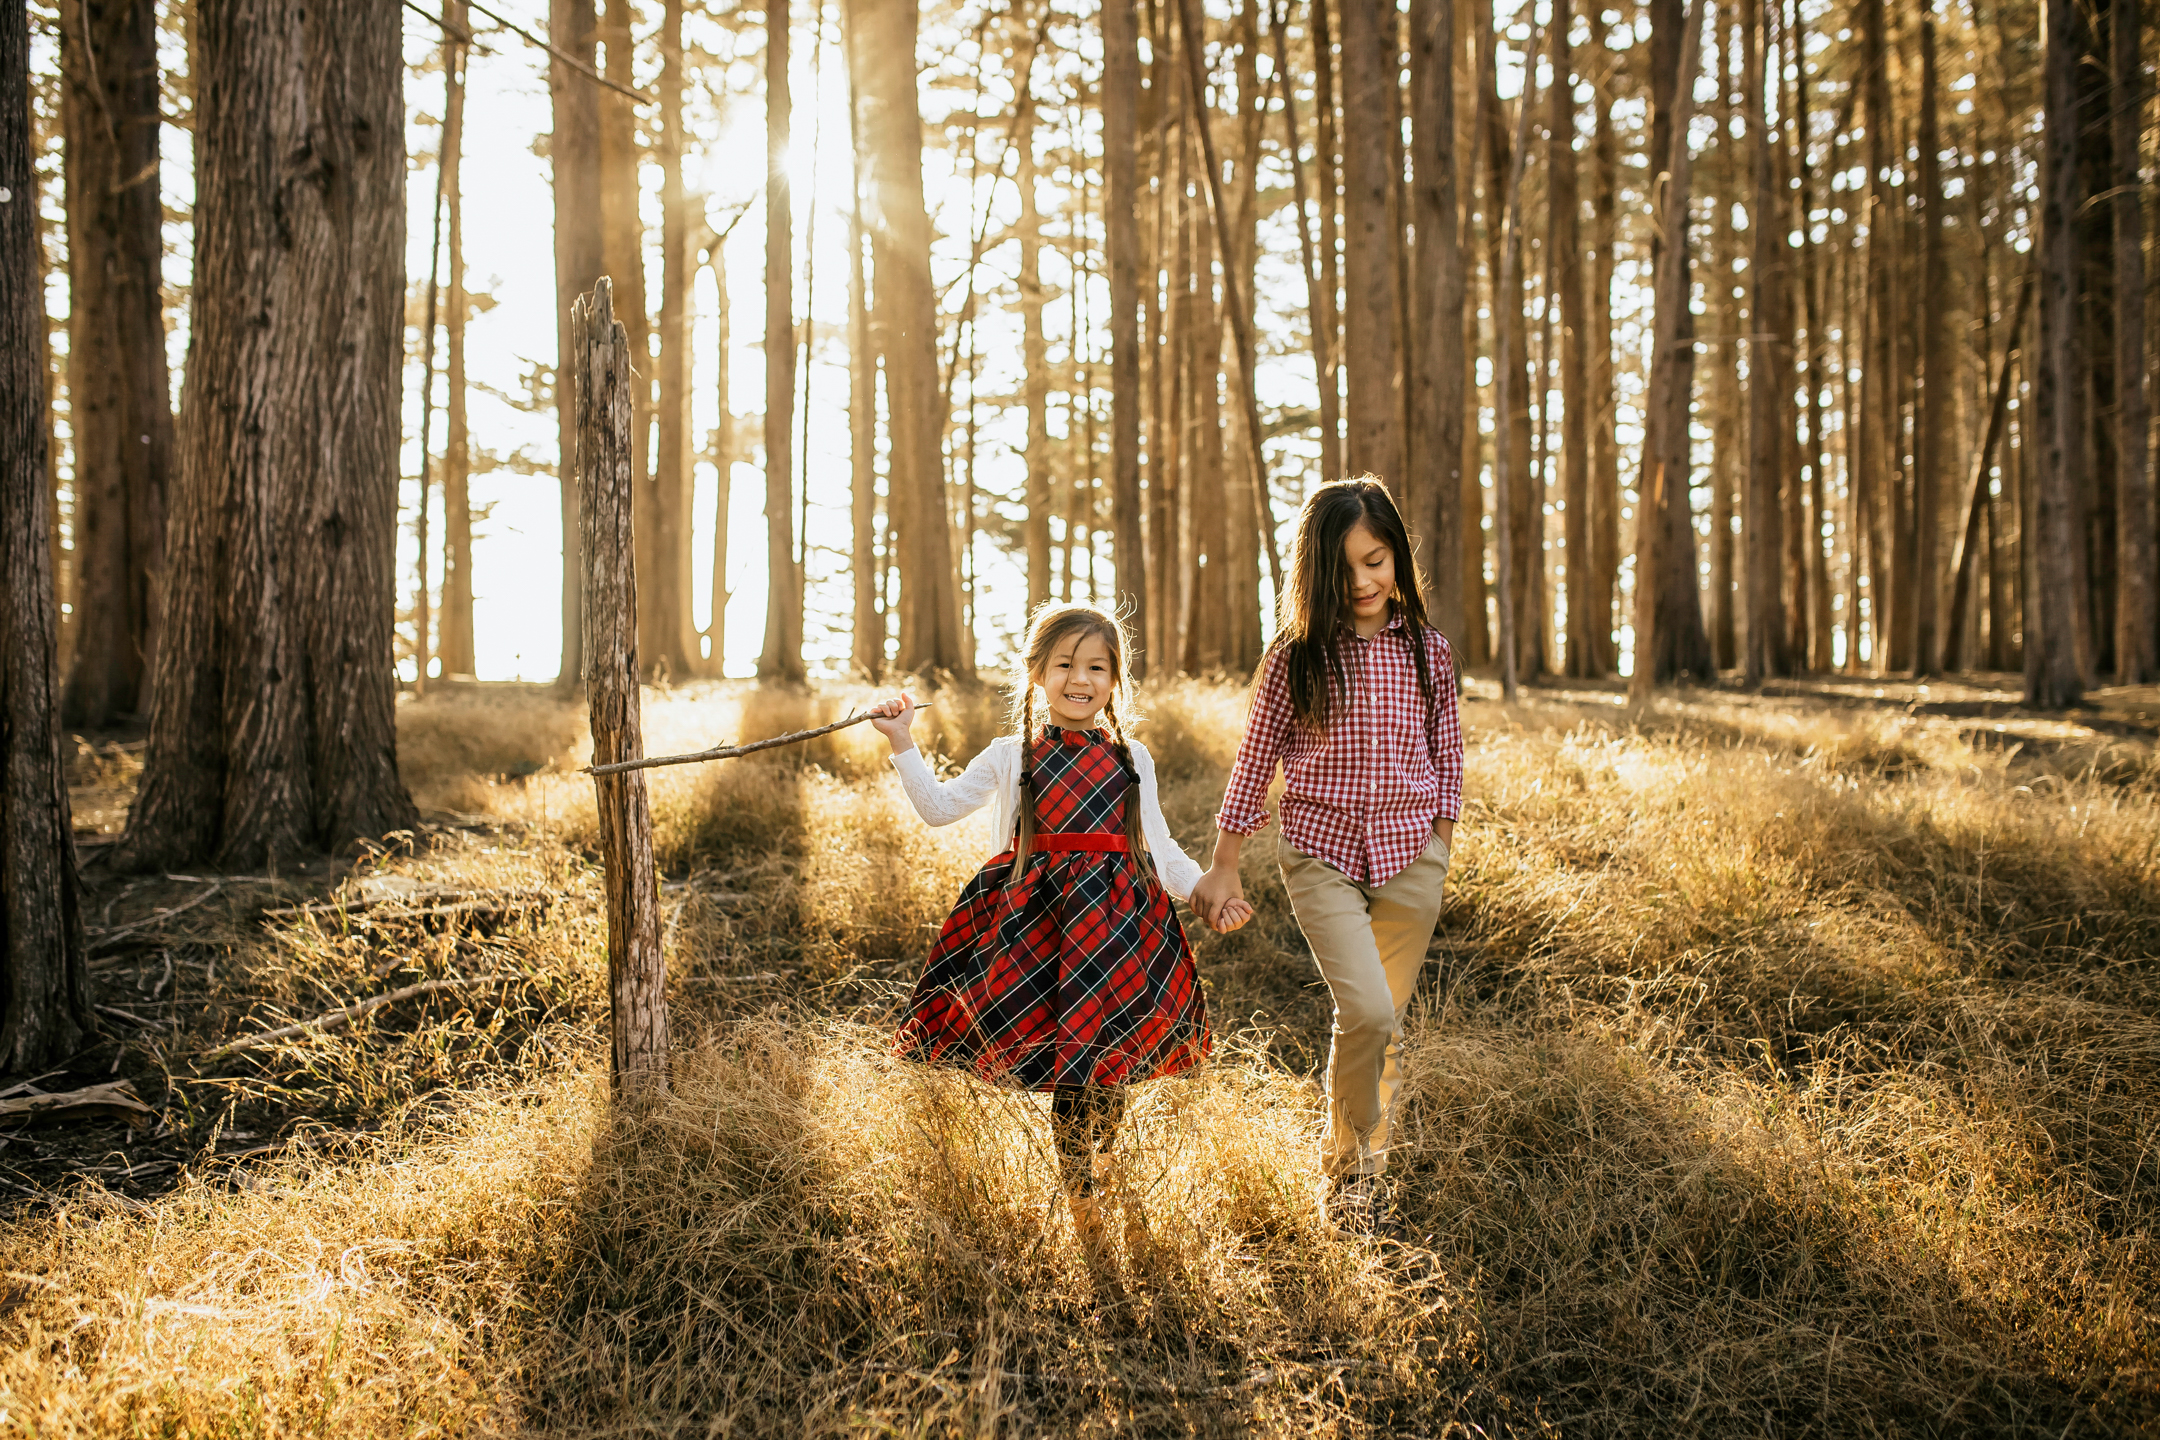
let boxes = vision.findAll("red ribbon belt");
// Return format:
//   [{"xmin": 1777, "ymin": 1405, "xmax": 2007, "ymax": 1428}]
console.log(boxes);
[{"xmin": 992, "ymin": 832, "xmax": 1129, "ymax": 859}]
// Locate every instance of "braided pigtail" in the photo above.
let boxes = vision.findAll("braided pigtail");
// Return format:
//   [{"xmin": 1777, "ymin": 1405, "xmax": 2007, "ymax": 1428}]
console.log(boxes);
[
  {"xmin": 1008, "ymin": 686, "xmax": 1038, "ymax": 886},
  {"xmin": 1103, "ymin": 697, "xmax": 1157, "ymax": 882}
]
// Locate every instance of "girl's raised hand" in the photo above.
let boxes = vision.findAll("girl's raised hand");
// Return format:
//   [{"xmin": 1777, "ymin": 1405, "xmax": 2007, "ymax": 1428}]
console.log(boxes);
[{"xmin": 868, "ymin": 692, "xmax": 917, "ymax": 751}]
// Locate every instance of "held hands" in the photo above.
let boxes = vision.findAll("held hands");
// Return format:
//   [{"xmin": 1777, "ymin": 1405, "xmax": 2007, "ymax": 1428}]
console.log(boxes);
[
  {"xmin": 868, "ymin": 692, "xmax": 917, "ymax": 753},
  {"xmin": 1189, "ymin": 865, "xmax": 1254, "ymax": 935}
]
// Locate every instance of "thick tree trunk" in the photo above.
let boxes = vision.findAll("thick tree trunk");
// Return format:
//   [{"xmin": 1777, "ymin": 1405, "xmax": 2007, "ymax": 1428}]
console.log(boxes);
[
  {"xmin": 1338, "ymin": 0, "xmax": 1404, "ymax": 488},
  {"xmin": 1408, "ymin": 0, "xmax": 1463, "ymax": 654},
  {"xmin": 1586, "ymin": 50, "xmax": 1619, "ymax": 675},
  {"xmin": 440, "ymin": 7, "xmax": 475, "ymax": 679},
  {"xmin": 120, "ymin": 0, "xmax": 418, "ymax": 870},
  {"xmin": 2114, "ymin": 0, "xmax": 2154, "ymax": 684},
  {"xmin": 59, "ymin": 0, "xmax": 170, "ymax": 729},
  {"xmin": 761, "ymin": 0, "xmax": 805, "ymax": 680},
  {"xmin": 1104, "ymin": 0, "xmax": 1149, "ymax": 669},
  {"xmin": 573, "ymin": 280, "xmax": 668, "ymax": 1102},
  {"xmin": 1909, "ymin": 0, "xmax": 1947, "ymax": 674},
  {"xmin": 1550, "ymin": 0, "xmax": 1590, "ymax": 678},
  {"xmin": 1743, "ymin": 0, "xmax": 1791, "ymax": 682},
  {"xmin": 2029, "ymin": 0, "xmax": 2093, "ymax": 706},
  {"xmin": 2, "ymin": 0, "xmax": 93, "ymax": 1071},
  {"xmin": 847, "ymin": 0, "xmax": 968, "ymax": 675},
  {"xmin": 552, "ymin": 0, "xmax": 602, "ymax": 690},
  {"xmin": 651, "ymin": 0, "xmax": 696, "ymax": 681}
]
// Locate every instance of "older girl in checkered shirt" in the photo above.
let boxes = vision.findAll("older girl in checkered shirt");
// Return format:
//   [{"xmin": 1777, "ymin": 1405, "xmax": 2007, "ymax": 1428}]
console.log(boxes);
[{"xmin": 1188, "ymin": 477, "xmax": 1465, "ymax": 1233}]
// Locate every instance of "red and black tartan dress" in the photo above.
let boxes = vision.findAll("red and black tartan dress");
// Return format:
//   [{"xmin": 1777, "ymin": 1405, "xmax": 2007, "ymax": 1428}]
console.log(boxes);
[{"xmin": 893, "ymin": 727, "xmax": 1211, "ymax": 1091}]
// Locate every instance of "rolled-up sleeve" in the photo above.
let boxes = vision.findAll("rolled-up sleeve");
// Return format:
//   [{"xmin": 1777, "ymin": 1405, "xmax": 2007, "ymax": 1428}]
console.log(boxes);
[
  {"xmin": 1428, "ymin": 631, "xmax": 1464, "ymax": 823},
  {"xmin": 1214, "ymin": 649, "xmax": 1294, "ymax": 837}
]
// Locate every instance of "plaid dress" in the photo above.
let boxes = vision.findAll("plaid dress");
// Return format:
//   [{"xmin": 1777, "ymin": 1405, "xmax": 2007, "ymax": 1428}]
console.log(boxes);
[{"xmin": 894, "ymin": 726, "xmax": 1211, "ymax": 1091}]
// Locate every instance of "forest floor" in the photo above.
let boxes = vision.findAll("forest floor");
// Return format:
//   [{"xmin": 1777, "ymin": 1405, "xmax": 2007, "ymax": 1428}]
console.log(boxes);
[{"xmin": 3, "ymin": 671, "xmax": 2158, "ymax": 1437}]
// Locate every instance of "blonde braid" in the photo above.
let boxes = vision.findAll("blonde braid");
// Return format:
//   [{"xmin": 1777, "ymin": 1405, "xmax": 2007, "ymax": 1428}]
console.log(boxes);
[{"xmin": 1008, "ymin": 686, "xmax": 1038, "ymax": 886}]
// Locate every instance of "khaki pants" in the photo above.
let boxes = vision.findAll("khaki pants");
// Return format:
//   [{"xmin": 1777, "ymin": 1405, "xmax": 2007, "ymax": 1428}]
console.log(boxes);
[{"xmin": 1279, "ymin": 833, "xmax": 1452, "ymax": 1178}]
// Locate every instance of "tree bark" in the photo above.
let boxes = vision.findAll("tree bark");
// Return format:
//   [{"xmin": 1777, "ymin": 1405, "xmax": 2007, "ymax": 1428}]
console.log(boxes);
[
  {"xmin": 1707, "ymin": 3, "xmax": 1739, "ymax": 672},
  {"xmin": 761, "ymin": 0, "xmax": 805, "ymax": 680},
  {"xmin": 708, "ymin": 238, "xmax": 734, "ymax": 674},
  {"xmin": 847, "ymin": 0, "xmax": 969, "ymax": 675},
  {"xmin": 1019, "ymin": 56, "xmax": 1052, "ymax": 615},
  {"xmin": 1408, "ymin": 0, "xmax": 1463, "ymax": 654},
  {"xmin": 1104, "ymin": 0, "xmax": 1149, "ymax": 671},
  {"xmin": 1490, "ymin": 4, "xmax": 1542, "ymax": 703},
  {"xmin": 652, "ymin": 0, "xmax": 697, "ymax": 681},
  {"xmin": 1479, "ymin": 0, "xmax": 1541, "ymax": 678},
  {"xmin": 551, "ymin": 0, "xmax": 602, "ymax": 690},
  {"xmin": 1312, "ymin": 0, "xmax": 1344, "ymax": 481},
  {"xmin": 2114, "ymin": 0, "xmax": 2154, "ymax": 684},
  {"xmin": 847, "ymin": 42, "xmax": 881, "ymax": 680},
  {"xmin": 597, "ymin": 0, "xmax": 659, "ymax": 671},
  {"xmin": 2029, "ymin": 0, "xmax": 2093, "ymax": 707},
  {"xmin": 1743, "ymin": 0, "xmax": 1792, "ymax": 682},
  {"xmin": 59, "ymin": 0, "xmax": 171, "ymax": 729},
  {"xmin": 1550, "ymin": 0, "xmax": 1590, "ymax": 678},
  {"xmin": 1339, "ymin": 0, "xmax": 1404, "ymax": 488},
  {"xmin": 440, "ymin": 6, "xmax": 475, "ymax": 679},
  {"xmin": 1586, "ymin": 43, "xmax": 1619, "ymax": 675},
  {"xmin": 2, "ymin": 0, "xmax": 93, "ymax": 1071},
  {"xmin": 1909, "ymin": 0, "xmax": 1947, "ymax": 674},
  {"xmin": 119, "ymin": 0, "xmax": 419, "ymax": 870},
  {"xmin": 1789, "ymin": 0, "xmax": 1833, "ymax": 671},
  {"xmin": 573, "ymin": 279, "xmax": 668, "ymax": 1102}
]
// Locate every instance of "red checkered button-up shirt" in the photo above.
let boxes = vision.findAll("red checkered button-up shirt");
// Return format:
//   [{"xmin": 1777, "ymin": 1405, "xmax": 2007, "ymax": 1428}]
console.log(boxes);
[{"xmin": 1214, "ymin": 616, "xmax": 1463, "ymax": 886}]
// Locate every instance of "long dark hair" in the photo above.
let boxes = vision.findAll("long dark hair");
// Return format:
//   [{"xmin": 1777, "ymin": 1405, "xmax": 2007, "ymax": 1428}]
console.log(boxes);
[
  {"xmin": 1008, "ymin": 603, "xmax": 1154, "ymax": 886},
  {"xmin": 1264, "ymin": 475, "xmax": 1439, "ymax": 735}
]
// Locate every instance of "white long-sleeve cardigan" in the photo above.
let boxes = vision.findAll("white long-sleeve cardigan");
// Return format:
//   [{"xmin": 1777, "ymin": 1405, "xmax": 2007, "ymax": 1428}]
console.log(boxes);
[{"xmin": 888, "ymin": 734, "xmax": 1204, "ymax": 902}]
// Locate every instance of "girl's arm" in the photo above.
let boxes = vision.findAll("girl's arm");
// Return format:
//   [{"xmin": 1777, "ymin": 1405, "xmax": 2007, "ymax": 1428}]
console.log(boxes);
[
  {"xmin": 1189, "ymin": 651, "xmax": 1292, "ymax": 928},
  {"xmin": 871, "ymin": 694, "xmax": 1008, "ymax": 827},
  {"xmin": 1427, "ymin": 630, "xmax": 1464, "ymax": 846},
  {"xmin": 1129, "ymin": 742, "xmax": 1202, "ymax": 901}
]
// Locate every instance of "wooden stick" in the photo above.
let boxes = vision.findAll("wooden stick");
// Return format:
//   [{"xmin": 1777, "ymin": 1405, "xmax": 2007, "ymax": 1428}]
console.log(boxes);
[
  {"xmin": 585, "ymin": 703, "xmax": 933, "ymax": 776},
  {"xmin": 0, "ymin": 1080, "xmax": 156, "ymax": 1129},
  {"xmin": 197, "ymin": 976, "xmax": 517, "ymax": 1062}
]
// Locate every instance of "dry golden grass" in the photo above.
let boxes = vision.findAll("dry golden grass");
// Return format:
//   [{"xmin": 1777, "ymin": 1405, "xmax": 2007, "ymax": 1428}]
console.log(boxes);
[{"xmin": 4, "ymin": 676, "xmax": 2156, "ymax": 1436}]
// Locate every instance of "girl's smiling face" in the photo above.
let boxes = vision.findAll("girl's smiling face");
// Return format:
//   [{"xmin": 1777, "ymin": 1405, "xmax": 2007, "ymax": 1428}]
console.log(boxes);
[
  {"xmin": 1343, "ymin": 521, "xmax": 1398, "ymax": 629},
  {"xmin": 1038, "ymin": 631, "xmax": 1116, "ymax": 728}
]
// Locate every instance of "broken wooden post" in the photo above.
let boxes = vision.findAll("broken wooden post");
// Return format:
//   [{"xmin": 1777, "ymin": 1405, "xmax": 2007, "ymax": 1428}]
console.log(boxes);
[{"xmin": 574, "ymin": 277, "xmax": 669, "ymax": 1100}]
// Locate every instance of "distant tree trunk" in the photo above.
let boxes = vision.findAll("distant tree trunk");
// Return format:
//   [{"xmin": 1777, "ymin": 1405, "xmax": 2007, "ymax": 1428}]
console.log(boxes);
[
  {"xmin": 846, "ymin": 0, "xmax": 969, "ymax": 675},
  {"xmin": 1856, "ymin": 0, "xmax": 1892, "ymax": 669},
  {"xmin": 1631, "ymin": 0, "xmax": 1708, "ymax": 695},
  {"xmin": 598, "ymin": 0, "xmax": 659, "ymax": 668},
  {"xmin": 1019, "ymin": 65, "xmax": 1052, "ymax": 614},
  {"xmin": 1551, "ymin": 0, "xmax": 1590, "ymax": 678},
  {"xmin": 120, "ymin": 0, "xmax": 419, "ymax": 870},
  {"xmin": 1312, "ymin": 0, "xmax": 1344, "ymax": 481},
  {"xmin": 1743, "ymin": 0, "xmax": 1792, "ymax": 682},
  {"xmin": 1156, "ymin": 99, "xmax": 1189, "ymax": 668},
  {"xmin": 1339, "ymin": 0, "xmax": 1403, "ymax": 487},
  {"xmin": 2114, "ymin": 0, "xmax": 2154, "ymax": 684},
  {"xmin": 1408, "ymin": 0, "xmax": 1463, "ymax": 653},
  {"xmin": 2, "ymin": 0, "xmax": 92, "ymax": 1070},
  {"xmin": 440, "ymin": 5, "xmax": 475, "ymax": 678},
  {"xmin": 762, "ymin": 0, "xmax": 805, "ymax": 680},
  {"xmin": 848, "ymin": 56, "xmax": 881, "ymax": 680},
  {"xmin": 552, "ymin": 0, "xmax": 602, "ymax": 690},
  {"xmin": 1706, "ymin": 3, "xmax": 1738, "ymax": 673},
  {"xmin": 707, "ymin": 238, "xmax": 734, "ymax": 674},
  {"xmin": 1479, "ymin": 0, "xmax": 1540, "ymax": 678},
  {"xmin": 59, "ymin": 0, "xmax": 170, "ymax": 729},
  {"xmin": 1459, "ymin": 14, "xmax": 1490, "ymax": 666},
  {"xmin": 1488, "ymin": 3, "xmax": 1541, "ymax": 703},
  {"xmin": 1909, "ymin": 0, "xmax": 1947, "ymax": 674},
  {"xmin": 1225, "ymin": 0, "xmax": 1263, "ymax": 671},
  {"xmin": 1586, "ymin": 47, "xmax": 1619, "ymax": 675},
  {"xmin": 652, "ymin": 0, "xmax": 697, "ymax": 681},
  {"xmin": 1790, "ymin": 0, "xmax": 1834, "ymax": 671},
  {"xmin": 2029, "ymin": 0, "xmax": 2092, "ymax": 707},
  {"xmin": 1104, "ymin": 0, "xmax": 1149, "ymax": 669}
]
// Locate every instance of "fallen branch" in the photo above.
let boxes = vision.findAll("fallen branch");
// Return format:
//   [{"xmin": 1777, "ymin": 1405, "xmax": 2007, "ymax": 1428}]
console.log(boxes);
[
  {"xmin": 586, "ymin": 703, "xmax": 932, "ymax": 776},
  {"xmin": 0, "ymin": 1080, "xmax": 156, "ymax": 1130},
  {"xmin": 86, "ymin": 883, "xmax": 224, "ymax": 952},
  {"xmin": 198, "ymin": 975, "xmax": 519, "ymax": 1062}
]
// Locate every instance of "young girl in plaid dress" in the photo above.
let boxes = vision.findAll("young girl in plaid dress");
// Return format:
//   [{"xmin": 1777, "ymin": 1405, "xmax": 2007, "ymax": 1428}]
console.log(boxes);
[
  {"xmin": 867, "ymin": 604, "xmax": 1248, "ymax": 1245},
  {"xmin": 1189, "ymin": 478, "xmax": 1465, "ymax": 1234}
]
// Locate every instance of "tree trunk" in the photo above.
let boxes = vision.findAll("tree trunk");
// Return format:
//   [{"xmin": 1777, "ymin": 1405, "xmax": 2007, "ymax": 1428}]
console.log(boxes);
[
  {"xmin": 1550, "ymin": 0, "xmax": 1590, "ymax": 678},
  {"xmin": 1312, "ymin": 0, "xmax": 1344, "ymax": 481},
  {"xmin": 708, "ymin": 239, "xmax": 734, "ymax": 673},
  {"xmin": 1856, "ymin": 0, "xmax": 1893, "ymax": 669},
  {"xmin": 119, "ymin": 0, "xmax": 419, "ymax": 870},
  {"xmin": 440, "ymin": 7, "xmax": 475, "ymax": 679},
  {"xmin": 1459, "ymin": 12, "xmax": 1489, "ymax": 667},
  {"xmin": 59, "ymin": 0, "xmax": 171, "ymax": 729},
  {"xmin": 847, "ymin": 0, "xmax": 968, "ymax": 675},
  {"xmin": 1707, "ymin": 2, "xmax": 1739, "ymax": 672},
  {"xmin": 1743, "ymin": 0, "xmax": 1791, "ymax": 682},
  {"xmin": 2029, "ymin": 0, "xmax": 2093, "ymax": 706},
  {"xmin": 597, "ymin": 0, "xmax": 659, "ymax": 670},
  {"xmin": 1479, "ymin": 0, "xmax": 1541, "ymax": 679},
  {"xmin": 1104, "ymin": 0, "xmax": 1149, "ymax": 669},
  {"xmin": 1586, "ymin": 44, "xmax": 1619, "ymax": 676},
  {"xmin": 2114, "ymin": 0, "xmax": 2154, "ymax": 684},
  {"xmin": 573, "ymin": 279, "xmax": 668, "ymax": 1102},
  {"xmin": 552, "ymin": 0, "xmax": 602, "ymax": 690},
  {"xmin": 847, "ymin": 47, "xmax": 881, "ymax": 680},
  {"xmin": 1790, "ymin": 0, "xmax": 1833, "ymax": 671},
  {"xmin": 651, "ymin": 0, "xmax": 696, "ymax": 681},
  {"xmin": 1909, "ymin": 0, "xmax": 1947, "ymax": 674},
  {"xmin": 1339, "ymin": 0, "xmax": 1404, "ymax": 488},
  {"xmin": 1226, "ymin": 0, "xmax": 1264, "ymax": 671},
  {"xmin": 1631, "ymin": 0, "xmax": 1708, "ymax": 696},
  {"xmin": 762, "ymin": 0, "xmax": 805, "ymax": 680},
  {"xmin": 1408, "ymin": 0, "xmax": 1463, "ymax": 653},
  {"xmin": 1019, "ymin": 62, "xmax": 1051, "ymax": 614},
  {"xmin": 2, "ymin": 0, "xmax": 93, "ymax": 1071}
]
